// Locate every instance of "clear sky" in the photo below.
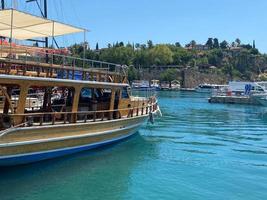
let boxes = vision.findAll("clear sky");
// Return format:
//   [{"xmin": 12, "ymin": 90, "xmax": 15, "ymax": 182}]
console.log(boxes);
[{"xmin": 6, "ymin": 0, "xmax": 267, "ymax": 52}]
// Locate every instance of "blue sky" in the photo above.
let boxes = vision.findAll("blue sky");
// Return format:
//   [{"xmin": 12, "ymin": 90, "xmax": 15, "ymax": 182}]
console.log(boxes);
[{"xmin": 8, "ymin": 0, "xmax": 267, "ymax": 52}]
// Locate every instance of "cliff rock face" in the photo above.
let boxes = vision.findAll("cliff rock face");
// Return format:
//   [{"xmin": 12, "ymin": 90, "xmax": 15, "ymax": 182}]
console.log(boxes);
[
  {"xmin": 181, "ymin": 68, "xmax": 227, "ymax": 88},
  {"xmin": 135, "ymin": 67, "xmax": 227, "ymax": 88}
]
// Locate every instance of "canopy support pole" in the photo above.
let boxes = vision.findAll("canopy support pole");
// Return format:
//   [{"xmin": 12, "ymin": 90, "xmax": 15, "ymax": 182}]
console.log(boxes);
[
  {"xmin": 52, "ymin": 21, "xmax": 55, "ymax": 48},
  {"xmin": 44, "ymin": 0, "xmax": 48, "ymax": 48},
  {"xmin": 9, "ymin": 9, "xmax": 14, "ymax": 61},
  {"xmin": 83, "ymin": 30, "xmax": 86, "ymax": 69},
  {"xmin": 1, "ymin": 0, "xmax": 4, "ymax": 10},
  {"xmin": 52, "ymin": 21, "xmax": 55, "ymax": 66}
]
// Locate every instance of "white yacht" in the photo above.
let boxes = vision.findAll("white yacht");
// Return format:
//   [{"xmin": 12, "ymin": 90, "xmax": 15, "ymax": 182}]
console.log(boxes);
[{"xmin": 195, "ymin": 83, "xmax": 227, "ymax": 93}]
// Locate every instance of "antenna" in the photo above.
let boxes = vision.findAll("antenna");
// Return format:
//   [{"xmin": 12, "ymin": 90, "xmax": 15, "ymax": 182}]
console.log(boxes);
[{"xmin": 1, "ymin": 0, "xmax": 4, "ymax": 9}]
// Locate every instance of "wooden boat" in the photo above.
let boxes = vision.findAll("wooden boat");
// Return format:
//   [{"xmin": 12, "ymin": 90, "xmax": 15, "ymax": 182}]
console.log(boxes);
[{"xmin": 0, "ymin": 9, "xmax": 160, "ymax": 166}]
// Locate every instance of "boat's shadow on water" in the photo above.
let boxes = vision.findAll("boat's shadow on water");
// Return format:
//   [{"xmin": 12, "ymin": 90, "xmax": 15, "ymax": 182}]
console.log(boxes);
[{"xmin": 0, "ymin": 132, "xmax": 159, "ymax": 199}]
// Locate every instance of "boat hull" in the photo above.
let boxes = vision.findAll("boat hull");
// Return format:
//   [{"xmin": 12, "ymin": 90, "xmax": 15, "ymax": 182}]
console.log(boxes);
[
  {"xmin": 0, "ymin": 116, "xmax": 146, "ymax": 166},
  {"xmin": 251, "ymin": 94, "xmax": 267, "ymax": 106}
]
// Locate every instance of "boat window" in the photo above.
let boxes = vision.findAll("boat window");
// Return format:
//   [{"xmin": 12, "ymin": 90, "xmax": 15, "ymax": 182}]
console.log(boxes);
[
  {"xmin": 94, "ymin": 89, "xmax": 101, "ymax": 98},
  {"xmin": 101, "ymin": 89, "xmax": 112, "ymax": 102},
  {"xmin": 122, "ymin": 87, "xmax": 129, "ymax": 99},
  {"xmin": 25, "ymin": 86, "xmax": 75, "ymax": 113},
  {"xmin": 255, "ymin": 86, "xmax": 264, "ymax": 92},
  {"xmin": 0, "ymin": 85, "xmax": 20, "ymax": 115},
  {"xmin": 103, "ymin": 89, "xmax": 111, "ymax": 93},
  {"xmin": 81, "ymin": 88, "xmax": 92, "ymax": 98}
]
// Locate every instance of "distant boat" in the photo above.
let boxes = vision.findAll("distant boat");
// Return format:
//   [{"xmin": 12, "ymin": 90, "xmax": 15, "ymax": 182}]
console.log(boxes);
[
  {"xmin": 170, "ymin": 80, "xmax": 180, "ymax": 90},
  {"xmin": 196, "ymin": 83, "xmax": 227, "ymax": 93},
  {"xmin": 251, "ymin": 93, "xmax": 267, "ymax": 106},
  {"xmin": 209, "ymin": 81, "xmax": 267, "ymax": 105},
  {"xmin": 160, "ymin": 81, "xmax": 170, "ymax": 90},
  {"xmin": 151, "ymin": 80, "xmax": 161, "ymax": 91},
  {"xmin": 227, "ymin": 81, "xmax": 266, "ymax": 95},
  {"xmin": 160, "ymin": 80, "xmax": 180, "ymax": 91},
  {"xmin": 132, "ymin": 80, "xmax": 151, "ymax": 91}
]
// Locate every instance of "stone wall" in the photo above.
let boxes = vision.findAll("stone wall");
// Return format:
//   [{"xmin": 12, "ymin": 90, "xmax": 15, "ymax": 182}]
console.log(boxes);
[
  {"xmin": 134, "ymin": 67, "xmax": 227, "ymax": 88},
  {"xmin": 181, "ymin": 68, "xmax": 227, "ymax": 88}
]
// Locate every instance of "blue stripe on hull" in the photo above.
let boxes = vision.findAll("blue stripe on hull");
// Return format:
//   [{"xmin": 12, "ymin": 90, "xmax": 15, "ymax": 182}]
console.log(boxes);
[{"xmin": 0, "ymin": 130, "xmax": 137, "ymax": 166}]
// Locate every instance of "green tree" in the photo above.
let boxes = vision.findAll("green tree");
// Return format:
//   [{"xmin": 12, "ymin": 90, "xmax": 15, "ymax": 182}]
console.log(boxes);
[
  {"xmin": 207, "ymin": 49, "xmax": 223, "ymax": 66},
  {"xmin": 235, "ymin": 38, "xmax": 241, "ymax": 46},
  {"xmin": 196, "ymin": 57, "xmax": 209, "ymax": 66},
  {"xmin": 149, "ymin": 45, "xmax": 173, "ymax": 65},
  {"xmin": 250, "ymin": 48, "xmax": 259, "ymax": 55},
  {"xmin": 140, "ymin": 44, "xmax": 147, "ymax": 50},
  {"xmin": 127, "ymin": 65, "xmax": 139, "ymax": 81},
  {"xmin": 231, "ymin": 42, "xmax": 236, "ymax": 47},
  {"xmin": 135, "ymin": 43, "xmax": 140, "ymax": 49},
  {"xmin": 190, "ymin": 40, "xmax": 197, "ymax": 47},
  {"xmin": 241, "ymin": 44, "xmax": 252, "ymax": 50},
  {"xmin": 206, "ymin": 38, "xmax": 213, "ymax": 49},
  {"xmin": 147, "ymin": 40, "xmax": 153, "ymax": 49},
  {"xmin": 213, "ymin": 38, "xmax": 219, "ymax": 49},
  {"xmin": 96, "ymin": 42, "xmax": 99, "ymax": 50},
  {"xmin": 175, "ymin": 42, "xmax": 181, "ymax": 47},
  {"xmin": 220, "ymin": 40, "xmax": 228, "ymax": 49},
  {"xmin": 160, "ymin": 69, "xmax": 177, "ymax": 87},
  {"xmin": 99, "ymin": 46, "xmax": 134, "ymax": 65}
]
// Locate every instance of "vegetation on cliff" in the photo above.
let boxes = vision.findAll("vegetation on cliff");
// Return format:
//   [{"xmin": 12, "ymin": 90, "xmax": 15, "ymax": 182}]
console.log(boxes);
[{"xmin": 69, "ymin": 38, "xmax": 267, "ymax": 82}]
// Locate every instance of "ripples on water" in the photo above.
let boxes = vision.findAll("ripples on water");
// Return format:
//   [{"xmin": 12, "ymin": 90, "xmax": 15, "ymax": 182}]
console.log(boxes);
[{"xmin": 1, "ymin": 91, "xmax": 267, "ymax": 200}]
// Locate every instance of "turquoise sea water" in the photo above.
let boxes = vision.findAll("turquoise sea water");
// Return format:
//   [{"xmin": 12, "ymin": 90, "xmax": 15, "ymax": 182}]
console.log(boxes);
[{"xmin": 1, "ymin": 91, "xmax": 267, "ymax": 200}]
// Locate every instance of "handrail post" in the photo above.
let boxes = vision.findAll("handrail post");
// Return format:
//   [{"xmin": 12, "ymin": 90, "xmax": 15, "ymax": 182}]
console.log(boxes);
[
  {"xmin": 84, "ymin": 113, "xmax": 87, "ymax": 123},
  {"xmin": 0, "ymin": 38, "xmax": 2, "ymax": 59},
  {"xmin": 23, "ymin": 115, "xmax": 26, "ymax": 127},
  {"xmin": 101, "ymin": 112, "xmax": 104, "ymax": 121},
  {"xmin": 64, "ymin": 113, "xmax": 67, "ymax": 124},
  {"xmin": 93, "ymin": 112, "xmax": 96, "ymax": 122},
  {"xmin": 52, "ymin": 113, "xmax": 56, "ymax": 125},
  {"xmin": 131, "ymin": 108, "xmax": 133, "ymax": 117},
  {"xmin": 71, "ymin": 113, "xmax": 77, "ymax": 123},
  {"xmin": 40, "ymin": 114, "xmax": 43, "ymax": 126}
]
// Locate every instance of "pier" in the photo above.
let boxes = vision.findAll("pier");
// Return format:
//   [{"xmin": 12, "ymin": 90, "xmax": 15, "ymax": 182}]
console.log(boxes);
[{"xmin": 208, "ymin": 95, "xmax": 261, "ymax": 105}]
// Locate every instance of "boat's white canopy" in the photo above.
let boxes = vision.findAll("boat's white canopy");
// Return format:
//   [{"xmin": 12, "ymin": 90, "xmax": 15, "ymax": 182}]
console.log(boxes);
[{"xmin": 0, "ymin": 9, "xmax": 85, "ymax": 40}]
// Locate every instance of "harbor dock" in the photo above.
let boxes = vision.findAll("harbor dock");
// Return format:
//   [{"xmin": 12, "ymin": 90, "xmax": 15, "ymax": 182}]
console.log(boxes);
[{"xmin": 208, "ymin": 95, "xmax": 260, "ymax": 105}]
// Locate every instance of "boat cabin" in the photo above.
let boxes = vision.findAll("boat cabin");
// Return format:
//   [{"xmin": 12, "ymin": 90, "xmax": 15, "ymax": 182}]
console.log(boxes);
[{"xmin": 0, "ymin": 9, "xmax": 156, "ymax": 130}]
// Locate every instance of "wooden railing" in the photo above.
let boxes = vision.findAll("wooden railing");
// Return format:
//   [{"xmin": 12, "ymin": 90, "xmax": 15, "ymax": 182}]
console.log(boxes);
[
  {"xmin": 0, "ymin": 44, "xmax": 127, "ymax": 82},
  {"xmin": 3, "ymin": 101, "xmax": 158, "ymax": 128}
]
